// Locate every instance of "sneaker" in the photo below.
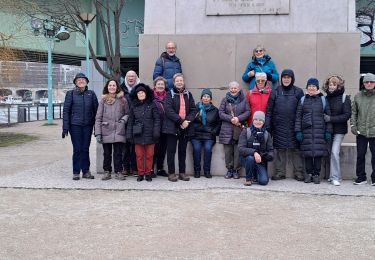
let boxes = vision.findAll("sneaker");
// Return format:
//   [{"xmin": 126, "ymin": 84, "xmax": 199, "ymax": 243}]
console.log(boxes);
[
  {"xmin": 372, "ymin": 177, "xmax": 375, "ymax": 186},
  {"xmin": 224, "ymin": 170, "xmax": 233, "ymax": 179},
  {"xmin": 145, "ymin": 175, "xmax": 152, "ymax": 182},
  {"xmin": 294, "ymin": 175, "xmax": 304, "ymax": 182},
  {"xmin": 353, "ymin": 178, "xmax": 367, "ymax": 185},
  {"xmin": 137, "ymin": 175, "xmax": 144, "ymax": 182},
  {"xmin": 271, "ymin": 175, "xmax": 286, "ymax": 181},
  {"xmin": 232, "ymin": 170, "xmax": 240, "ymax": 179},
  {"xmin": 82, "ymin": 171, "xmax": 94, "ymax": 179},
  {"xmin": 72, "ymin": 174, "xmax": 80, "ymax": 181},
  {"xmin": 332, "ymin": 180, "xmax": 340, "ymax": 186},
  {"xmin": 313, "ymin": 175, "xmax": 320, "ymax": 184},
  {"xmin": 244, "ymin": 179, "xmax": 252, "ymax": 186}
]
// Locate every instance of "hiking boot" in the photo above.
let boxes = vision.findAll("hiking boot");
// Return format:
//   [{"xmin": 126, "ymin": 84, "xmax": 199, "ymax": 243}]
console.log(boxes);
[
  {"xmin": 101, "ymin": 171, "xmax": 111, "ymax": 181},
  {"xmin": 116, "ymin": 172, "xmax": 126, "ymax": 180},
  {"xmin": 82, "ymin": 171, "xmax": 94, "ymax": 179},
  {"xmin": 372, "ymin": 177, "xmax": 375, "ymax": 186},
  {"xmin": 194, "ymin": 172, "xmax": 201, "ymax": 178},
  {"xmin": 313, "ymin": 175, "xmax": 320, "ymax": 184},
  {"xmin": 145, "ymin": 175, "xmax": 152, "ymax": 182},
  {"xmin": 137, "ymin": 175, "xmax": 144, "ymax": 182},
  {"xmin": 179, "ymin": 173, "xmax": 190, "ymax": 181},
  {"xmin": 294, "ymin": 175, "xmax": 304, "ymax": 182},
  {"xmin": 72, "ymin": 174, "xmax": 80, "ymax": 181},
  {"xmin": 304, "ymin": 174, "xmax": 312, "ymax": 183},
  {"xmin": 122, "ymin": 170, "xmax": 129, "ymax": 177},
  {"xmin": 204, "ymin": 172, "xmax": 212, "ymax": 179},
  {"xmin": 353, "ymin": 177, "xmax": 367, "ymax": 185},
  {"xmin": 232, "ymin": 170, "xmax": 240, "ymax": 179},
  {"xmin": 157, "ymin": 169, "xmax": 168, "ymax": 177},
  {"xmin": 168, "ymin": 173, "xmax": 178, "ymax": 182},
  {"xmin": 224, "ymin": 170, "xmax": 233, "ymax": 179},
  {"xmin": 271, "ymin": 175, "xmax": 286, "ymax": 181},
  {"xmin": 244, "ymin": 179, "xmax": 252, "ymax": 186},
  {"xmin": 150, "ymin": 170, "xmax": 157, "ymax": 178}
]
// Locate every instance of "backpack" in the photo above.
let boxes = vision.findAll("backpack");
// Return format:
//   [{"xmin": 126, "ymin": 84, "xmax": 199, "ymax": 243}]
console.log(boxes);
[{"xmin": 246, "ymin": 128, "xmax": 269, "ymax": 144}]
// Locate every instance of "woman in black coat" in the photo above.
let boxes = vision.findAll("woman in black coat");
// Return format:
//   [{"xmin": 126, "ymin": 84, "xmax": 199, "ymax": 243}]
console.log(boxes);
[
  {"xmin": 295, "ymin": 78, "xmax": 332, "ymax": 184},
  {"xmin": 162, "ymin": 73, "xmax": 197, "ymax": 182},
  {"xmin": 322, "ymin": 75, "xmax": 352, "ymax": 186},
  {"xmin": 191, "ymin": 88, "xmax": 221, "ymax": 178},
  {"xmin": 126, "ymin": 83, "xmax": 160, "ymax": 182}
]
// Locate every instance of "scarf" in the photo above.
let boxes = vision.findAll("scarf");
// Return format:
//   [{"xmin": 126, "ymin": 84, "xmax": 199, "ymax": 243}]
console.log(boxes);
[
  {"xmin": 250, "ymin": 124, "xmax": 265, "ymax": 143},
  {"xmin": 171, "ymin": 87, "xmax": 187, "ymax": 120},
  {"xmin": 153, "ymin": 89, "xmax": 167, "ymax": 101},
  {"xmin": 226, "ymin": 92, "xmax": 240, "ymax": 104},
  {"xmin": 198, "ymin": 102, "xmax": 213, "ymax": 126}
]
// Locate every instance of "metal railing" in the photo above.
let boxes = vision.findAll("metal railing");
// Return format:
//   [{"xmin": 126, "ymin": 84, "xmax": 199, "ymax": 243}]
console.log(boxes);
[{"xmin": 0, "ymin": 103, "xmax": 63, "ymax": 125}]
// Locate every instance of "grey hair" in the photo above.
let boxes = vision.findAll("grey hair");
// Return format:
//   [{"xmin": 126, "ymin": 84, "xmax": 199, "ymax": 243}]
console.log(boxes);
[
  {"xmin": 173, "ymin": 73, "xmax": 184, "ymax": 82},
  {"xmin": 228, "ymin": 81, "xmax": 240, "ymax": 88}
]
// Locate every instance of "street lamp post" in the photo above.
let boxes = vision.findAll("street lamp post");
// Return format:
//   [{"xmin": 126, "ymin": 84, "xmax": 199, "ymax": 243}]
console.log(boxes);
[
  {"xmin": 78, "ymin": 13, "xmax": 96, "ymax": 80},
  {"xmin": 31, "ymin": 18, "xmax": 70, "ymax": 124}
]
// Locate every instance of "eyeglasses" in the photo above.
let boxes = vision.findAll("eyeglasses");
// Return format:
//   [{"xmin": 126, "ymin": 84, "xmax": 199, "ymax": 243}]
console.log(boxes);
[
  {"xmin": 364, "ymin": 81, "xmax": 375, "ymax": 84},
  {"xmin": 256, "ymin": 79, "xmax": 266, "ymax": 83},
  {"xmin": 255, "ymin": 49, "xmax": 264, "ymax": 53}
]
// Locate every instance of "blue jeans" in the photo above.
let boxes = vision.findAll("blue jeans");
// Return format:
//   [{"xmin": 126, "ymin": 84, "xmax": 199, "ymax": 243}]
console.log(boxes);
[
  {"xmin": 69, "ymin": 125, "xmax": 93, "ymax": 174},
  {"xmin": 329, "ymin": 134, "xmax": 344, "ymax": 181},
  {"xmin": 191, "ymin": 139, "xmax": 215, "ymax": 173},
  {"xmin": 241, "ymin": 155, "xmax": 269, "ymax": 185}
]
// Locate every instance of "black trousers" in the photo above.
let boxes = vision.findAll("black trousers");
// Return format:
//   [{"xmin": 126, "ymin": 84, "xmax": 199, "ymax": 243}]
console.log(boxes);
[
  {"xmin": 356, "ymin": 135, "xmax": 375, "ymax": 179},
  {"xmin": 305, "ymin": 156, "xmax": 322, "ymax": 176},
  {"xmin": 153, "ymin": 133, "xmax": 168, "ymax": 170},
  {"xmin": 123, "ymin": 142, "xmax": 137, "ymax": 172},
  {"xmin": 166, "ymin": 134, "xmax": 188, "ymax": 174},
  {"xmin": 103, "ymin": 142, "xmax": 123, "ymax": 173}
]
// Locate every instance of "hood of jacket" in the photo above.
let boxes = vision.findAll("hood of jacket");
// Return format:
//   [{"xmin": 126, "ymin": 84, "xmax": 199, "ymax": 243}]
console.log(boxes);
[
  {"xmin": 323, "ymin": 75, "xmax": 345, "ymax": 94},
  {"xmin": 124, "ymin": 77, "xmax": 140, "ymax": 93},
  {"xmin": 130, "ymin": 83, "xmax": 153, "ymax": 105},
  {"xmin": 280, "ymin": 69, "xmax": 295, "ymax": 87}
]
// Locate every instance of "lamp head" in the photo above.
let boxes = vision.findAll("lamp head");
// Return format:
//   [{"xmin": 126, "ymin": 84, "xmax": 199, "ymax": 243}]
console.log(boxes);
[{"xmin": 56, "ymin": 26, "xmax": 70, "ymax": 41}]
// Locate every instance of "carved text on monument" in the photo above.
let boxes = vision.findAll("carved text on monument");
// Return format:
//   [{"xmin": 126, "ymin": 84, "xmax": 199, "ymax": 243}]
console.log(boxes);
[{"xmin": 206, "ymin": 0, "xmax": 290, "ymax": 15}]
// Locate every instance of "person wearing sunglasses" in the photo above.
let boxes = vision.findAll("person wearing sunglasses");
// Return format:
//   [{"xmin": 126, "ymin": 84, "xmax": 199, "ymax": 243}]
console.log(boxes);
[
  {"xmin": 351, "ymin": 73, "xmax": 375, "ymax": 185},
  {"xmin": 242, "ymin": 45, "xmax": 279, "ymax": 91}
]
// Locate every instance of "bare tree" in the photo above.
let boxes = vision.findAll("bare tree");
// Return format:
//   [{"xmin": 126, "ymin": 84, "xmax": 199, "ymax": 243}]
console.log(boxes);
[
  {"xmin": 357, "ymin": 0, "xmax": 375, "ymax": 47},
  {"xmin": 19, "ymin": 0, "xmax": 126, "ymax": 81}
]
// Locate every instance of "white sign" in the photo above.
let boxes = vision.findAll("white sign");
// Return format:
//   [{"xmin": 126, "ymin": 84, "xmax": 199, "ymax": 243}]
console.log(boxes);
[{"xmin": 206, "ymin": 0, "xmax": 290, "ymax": 15}]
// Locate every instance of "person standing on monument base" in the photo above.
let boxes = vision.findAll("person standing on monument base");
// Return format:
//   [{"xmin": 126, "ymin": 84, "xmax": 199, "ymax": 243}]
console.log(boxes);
[
  {"xmin": 265, "ymin": 69, "xmax": 304, "ymax": 181},
  {"xmin": 153, "ymin": 41, "xmax": 182, "ymax": 90},
  {"xmin": 62, "ymin": 73, "xmax": 98, "ymax": 181},
  {"xmin": 351, "ymin": 73, "xmax": 375, "ymax": 185}
]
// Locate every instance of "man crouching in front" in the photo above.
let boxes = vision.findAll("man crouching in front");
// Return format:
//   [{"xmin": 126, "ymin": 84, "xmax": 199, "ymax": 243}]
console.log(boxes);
[{"xmin": 238, "ymin": 111, "xmax": 274, "ymax": 186}]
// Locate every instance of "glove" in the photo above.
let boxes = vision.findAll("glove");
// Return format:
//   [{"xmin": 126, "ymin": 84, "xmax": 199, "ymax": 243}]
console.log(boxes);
[
  {"xmin": 296, "ymin": 132, "xmax": 304, "ymax": 142},
  {"xmin": 262, "ymin": 153, "xmax": 273, "ymax": 162},
  {"xmin": 324, "ymin": 114, "xmax": 331, "ymax": 122},
  {"xmin": 351, "ymin": 126, "xmax": 359, "ymax": 136},
  {"xmin": 62, "ymin": 130, "xmax": 68, "ymax": 139},
  {"xmin": 325, "ymin": 132, "xmax": 332, "ymax": 142},
  {"xmin": 96, "ymin": 135, "xmax": 103, "ymax": 144},
  {"xmin": 120, "ymin": 115, "xmax": 129, "ymax": 123},
  {"xmin": 266, "ymin": 73, "xmax": 272, "ymax": 81}
]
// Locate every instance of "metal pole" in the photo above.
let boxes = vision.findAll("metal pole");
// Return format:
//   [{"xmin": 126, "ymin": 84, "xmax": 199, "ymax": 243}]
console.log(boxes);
[
  {"xmin": 85, "ymin": 23, "xmax": 90, "ymax": 82},
  {"xmin": 47, "ymin": 38, "xmax": 53, "ymax": 124}
]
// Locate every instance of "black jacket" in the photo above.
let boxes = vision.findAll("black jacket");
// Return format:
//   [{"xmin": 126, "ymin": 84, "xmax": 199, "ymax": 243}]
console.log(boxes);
[
  {"xmin": 265, "ymin": 79, "xmax": 304, "ymax": 149},
  {"xmin": 63, "ymin": 87, "xmax": 98, "ymax": 131},
  {"xmin": 162, "ymin": 87, "xmax": 197, "ymax": 137},
  {"xmin": 192, "ymin": 103, "xmax": 221, "ymax": 141},
  {"xmin": 126, "ymin": 84, "xmax": 160, "ymax": 144},
  {"xmin": 238, "ymin": 127, "xmax": 274, "ymax": 162},
  {"xmin": 295, "ymin": 93, "xmax": 332, "ymax": 157},
  {"xmin": 324, "ymin": 88, "xmax": 352, "ymax": 135}
]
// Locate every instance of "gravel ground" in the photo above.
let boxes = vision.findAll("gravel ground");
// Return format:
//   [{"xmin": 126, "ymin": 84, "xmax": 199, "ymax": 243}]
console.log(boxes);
[{"xmin": 1, "ymin": 121, "xmax": 375, "ymax": 259}]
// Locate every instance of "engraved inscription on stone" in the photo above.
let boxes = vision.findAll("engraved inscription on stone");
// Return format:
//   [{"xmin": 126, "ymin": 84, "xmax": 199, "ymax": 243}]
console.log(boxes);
[{"xmin": 206, "ymin": 0, "xmax": 290, "ymax": 15}]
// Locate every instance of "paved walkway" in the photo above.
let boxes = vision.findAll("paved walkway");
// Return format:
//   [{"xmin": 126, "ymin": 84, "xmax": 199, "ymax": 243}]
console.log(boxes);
[{"xmin": 1, "ymin": 121, "xmax": 375, "ymax": 259}]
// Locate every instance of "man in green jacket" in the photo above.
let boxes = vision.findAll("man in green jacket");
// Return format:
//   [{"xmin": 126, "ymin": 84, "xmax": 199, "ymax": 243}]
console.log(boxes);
[{"xmin": 351, "ymin": 73, "xmax": 375, "ymax": 185}]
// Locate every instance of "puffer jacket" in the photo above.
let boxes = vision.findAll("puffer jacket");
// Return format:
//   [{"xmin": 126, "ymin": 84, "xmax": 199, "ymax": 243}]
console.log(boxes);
[
  {"xmin": 192, "ymin": 102, "xmax": 221, "ymax": 141},
  {"xmin": 219, "ymin": 91, "xmax": 250, "ymax": 144},
  {"xmin": 246, "ymin": 85, "xmax": 272, "ymax": 124},
  {"xmin": 162, "ymin": 86, "xmax": 197, "ymax": 137},
  {"xmin": 126, "ymin": 84, "xmax": 160, "ymax": 145},
  {"xmin": 295, "ymin": 93, "xmax": 332, "ymax": 157},
  {"xmin": 350, "ymin": 89, "xmax": 375, "ymax": 138},
  {"xmin": 153, "ymin": 52, "xmax": 182, "ymax": 90},
  {"xmin": 265, "ymin": 70, "xmax": 304, "ymax": 149},
  {"xmin": 242, "ymin": 54, "xmax": 279, "ymax": 90},
  {"xmin": 63, "ymin": 86, "xmax": 98, "ymax": 131},
  {"xmin": 95, "ymin": 91, "xmax": 129, "ymax": 143},
  {"xmin": 322, "ymin": 77, "xmax": 351, "ymax": 135}
]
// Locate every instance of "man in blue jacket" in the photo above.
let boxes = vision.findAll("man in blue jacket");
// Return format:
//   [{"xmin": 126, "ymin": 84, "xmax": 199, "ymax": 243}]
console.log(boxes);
[{"xmin": 153, "ymin": 41, "xmax": 182, "ymax": 90}]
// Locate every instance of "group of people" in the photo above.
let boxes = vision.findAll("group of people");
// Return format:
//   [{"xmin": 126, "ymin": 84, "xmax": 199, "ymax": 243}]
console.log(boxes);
[{"xmin": 62, "ymin": 42, "xmax": 375, "ymax": 187}]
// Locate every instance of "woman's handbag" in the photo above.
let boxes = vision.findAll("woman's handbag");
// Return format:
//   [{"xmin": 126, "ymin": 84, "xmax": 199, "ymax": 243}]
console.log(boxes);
[{"xmin": 133, "ymin": 121, "xmax": 143, "ymax": 135}]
